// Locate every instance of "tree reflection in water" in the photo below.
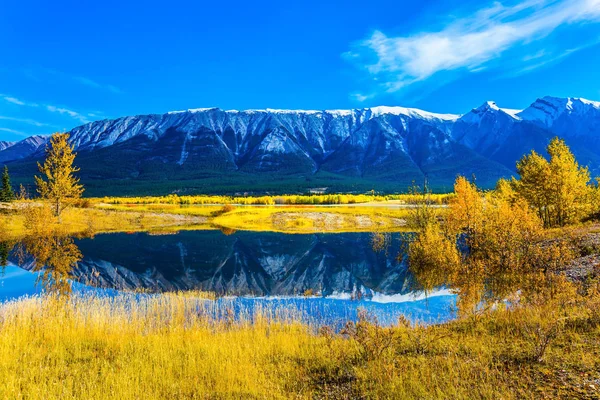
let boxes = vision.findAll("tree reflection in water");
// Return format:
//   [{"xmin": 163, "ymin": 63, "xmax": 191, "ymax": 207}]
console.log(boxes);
[
  {"xmin": 408, "ymin": 252, "xmax": 574, "ymax": 316},
  {"xmin": 15, "ymin": 234, "xmax": 82, "ymax": 296}
]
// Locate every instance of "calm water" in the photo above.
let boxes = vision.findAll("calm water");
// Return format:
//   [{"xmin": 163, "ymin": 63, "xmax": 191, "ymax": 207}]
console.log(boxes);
[{"xmin": 0, "ymin": 231, "xmax": 456, "ymax": 326}]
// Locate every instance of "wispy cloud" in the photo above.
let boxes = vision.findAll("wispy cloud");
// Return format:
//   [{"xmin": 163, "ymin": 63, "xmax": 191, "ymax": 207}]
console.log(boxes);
[
  {"xmin": 1, "ymin": 94, "xmax": 93, "ymax": 124},
  {"xmin": 2, "ymin": 95, "xmax": 41, "ymax": 107},
  {"xmin": 1, "ymin": 94, "xmax": 39, "ymax": 107},
  {"xmin": 3, "ymin": 96, "xmax": 26, "ymax": 106},
  {"xmin": 350, "ymin": 93, "xmax": 374, "ymax": 102},
  {"xmin": 46, "ymin": 105, "xmax": 90, "ymax": 123},
  {"xmin": 74, "ymin": 76, "xmax": 123, "ymax": 94},
  {"xmin": 19, "ymin": 67, "xmax": 123, "ymax": 94},
  {"xmin": 0, "ymin": 127, "xmax": 29, "ymax": 137},
  {"xmin": 0, "ymin": 115, "xmax": 57, "ymax": 128},
  {"xmin": 346, "ymin": 0, "xmax": 600, "ymax": 94}
]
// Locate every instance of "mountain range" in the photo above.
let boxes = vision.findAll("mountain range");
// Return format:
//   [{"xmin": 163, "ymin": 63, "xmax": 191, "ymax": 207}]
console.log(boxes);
[{"xmin": 1, "ymin": 96, "xmax": 599, "ymax": 195}]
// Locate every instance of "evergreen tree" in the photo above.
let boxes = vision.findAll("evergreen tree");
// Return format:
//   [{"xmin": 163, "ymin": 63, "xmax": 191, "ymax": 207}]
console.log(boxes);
[
  {"xmin": 0, "ymin": 166, "xmax": 15, "ymax": 202},
  {"xmin": 0, "ymin": 242, "xmax": 9, "ymax": 268},
  {"xmin": 35, "ymin": 133, "xmax": 84, "ymax": 218}
]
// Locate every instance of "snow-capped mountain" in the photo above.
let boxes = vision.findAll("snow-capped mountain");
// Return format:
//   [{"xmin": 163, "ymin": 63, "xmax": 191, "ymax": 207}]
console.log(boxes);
[
  {"xmin": 452, "ymin": 96, "xmax": 600, "ymax": 173},
  {"xmin": 452, "ymin": 101, "xmax": 519, "ymax": 152},
  {"xmin": 1, "ymin": 97, "xmax": 599, "ymax": 194},
  {"xmin": 0, "ymin": 135, "xmax": 47, "ymax": 164},
  {"xmin": 518, "ymin": 96, "xmax": 600, "ymax": 131},
  {"xmin": 0, "ymin": 141, "xmax": 15, "ymax": 152}
]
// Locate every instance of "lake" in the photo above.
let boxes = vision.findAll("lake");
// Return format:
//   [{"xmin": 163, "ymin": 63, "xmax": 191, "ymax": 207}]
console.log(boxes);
[{"xmin": 0, "ymin": 230, "xmax": 456, "ymax": 327}]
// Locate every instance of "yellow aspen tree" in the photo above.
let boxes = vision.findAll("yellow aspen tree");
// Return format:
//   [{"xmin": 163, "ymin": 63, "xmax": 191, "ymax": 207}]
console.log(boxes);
[
  {"xmin": 515, "ymin": 138, "xmax": 591, "ymax": 227},
  {"xmin": 35, "ymin": 133, "xmax": 84, "ymax": 219},
  {"xmin": 546, "ymin": 137, "xmax": 591, "ymax": 226},
  {"xmin": 514, "ymin": 150, "xmax": 551, "ymax": 225},
  {"xmin": 445, "ymin": 176, "xmax": 484, "ymax": 237}
]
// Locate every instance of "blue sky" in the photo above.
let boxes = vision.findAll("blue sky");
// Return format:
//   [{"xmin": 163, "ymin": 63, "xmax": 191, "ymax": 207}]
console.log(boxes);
[{"xmin": 1, "ymin": 0, "xmax": 600, "ymax": 141}]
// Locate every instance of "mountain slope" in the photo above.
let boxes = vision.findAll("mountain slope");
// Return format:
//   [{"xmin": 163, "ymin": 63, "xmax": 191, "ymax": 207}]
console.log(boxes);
[
  {"xmin": 2, "ymin": 97, "xmax": 599, "ymax": 195},
  {"xmin": 0, "ymin": 135, "xmax": 47, "ymax": 164},
  {"xmin": 0, "ymin": 141, "xmax": 15, "ymax": 152},
  {"xmin": 451, "ymin": 97, "xmax": 600, "ymax": 176}
]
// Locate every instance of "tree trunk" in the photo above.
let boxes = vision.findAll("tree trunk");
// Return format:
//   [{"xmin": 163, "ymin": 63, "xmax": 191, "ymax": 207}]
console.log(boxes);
[{"xmin": 56, "ymin": 198, "xmax": 61, "ymax": 223}]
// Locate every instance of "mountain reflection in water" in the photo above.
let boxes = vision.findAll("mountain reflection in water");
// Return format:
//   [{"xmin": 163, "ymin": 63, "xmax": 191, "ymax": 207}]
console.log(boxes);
[
  {"xmin": 0, "ymin": 227, "xmax": 571, "ymax": 327},
  {"xmin": 2, "ymin": 231, "xmax": 423, "ymax": 298},
  {"xmin": 0, "ymin": 230, "xmax": 462, "ymax": 326}
]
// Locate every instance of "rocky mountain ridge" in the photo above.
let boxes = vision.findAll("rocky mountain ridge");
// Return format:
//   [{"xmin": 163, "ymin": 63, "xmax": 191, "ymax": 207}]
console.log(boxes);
[{"xmin": 2, "ymin": 96, "xmax": 599, "ymax": 194}]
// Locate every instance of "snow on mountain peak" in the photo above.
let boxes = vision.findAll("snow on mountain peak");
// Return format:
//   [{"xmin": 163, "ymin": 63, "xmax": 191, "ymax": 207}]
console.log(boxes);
[
  {"xmin": 168, "ymin": 107, "xmax": 218, "ymax": 114},
  {"xmin": 324, "ymin": 109, "xmax": 353, "ymax": 117},
  {"xmin": 4, "ymin": 96, "xmax": 599, "ymax": 169},
  {"xmin": 0, "ymin": 141, "xmax": 15, "ymax": 151},
  {"xmin": 481, "ymin": 101, "xmax": 500, "ymax": 111},
  {"xmin": 21, "ymin": 135, "xmax": 48, "ymax": 147},
  {"xmin": 459, "ymin": 101, "xmax": 521, "ymax": 125},
  {"xmin": 579, "ymin": 98, "xmax": 600, "ymax": 107},
  {"xmin": 164, "ymin": 105, "xmax": 459, "ymax": 121},
  {"xmin": 368, "ymin": 106, "xmax": 459, "ymax": 121},
  {"xmin": 518, "ymin": 96, "xmax": 600, "ymax": 127},
  {"xmin": 500, "ymin": 108, "xmax": 522, "ymax": 118}
]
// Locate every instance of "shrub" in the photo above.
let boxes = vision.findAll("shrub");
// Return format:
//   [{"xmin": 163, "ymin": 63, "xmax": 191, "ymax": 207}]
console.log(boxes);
[
  {"xmin": 73, "ymin": 198, "xmax": 94, "ymax": 208},
  {"xmin": 23, "ymin": 204, "xmax": 55, "ymax": 234},
  {"xmin": 211, "ymin": 204, "xmax": 236, "ymax": 217}
]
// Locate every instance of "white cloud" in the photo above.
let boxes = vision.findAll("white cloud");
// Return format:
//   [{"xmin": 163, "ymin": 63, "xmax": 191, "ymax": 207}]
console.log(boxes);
[
  {"xmin": 350, "ymin": 93, "xmax": 373, "ymax": 102},
  {"xmin": 0, "ymin": 127, "xmax": 29, "ymax": 137},
  {"xmin": 74, "ymin": 76, "xmax": 123, "ymax": 94},
  {"xmin": 46, "ymin": 105, "xmax": 90, "ymax": 123},
  {"xmin": 1, "ymin": 93, "xmax": 94, "ymax": 124},
  {"xmin": 3, "ymin": 96, "xmax": 25, "ymax": 106},
  {"xmin": 106, "ymin": 84, "xmax": 122, "ymax": 94},
  {"xmin": 347, "ymin": 0, "xmax": 600, "ymax": 92},
  {"xmin": 1, "ymin": 95, "xmax": 38, "ymax": 107},
  {"xmin": 0, "ymin": 116, "xmax": 56, "ymax": 128},
  {"xmin": 17, "ymin": 67, "xmax": 122, "ymax": 94},
  {"xmin": 74, "ymin": 76, "xmax": 101, "ymax": 88}
]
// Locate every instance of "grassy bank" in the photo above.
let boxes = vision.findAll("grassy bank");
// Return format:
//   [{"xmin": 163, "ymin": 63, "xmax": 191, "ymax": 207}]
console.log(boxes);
[
  {"xmin": 0, "ymin": 204, "xmax": 211, "ymax": 240},
  {"xmin": 99, "ymin": 193, "xmax": 453, "ymax": 206},
  {"xmin": 1, "ymin": 199, "xmax": 429, "ymax": 239},
  {"xmin": 98, "ymin": 202, "xmax": 420, "ymax": 233},
  {"xmin": 211, "ymin": 205, "xmax": 415, "ymax": 233},
  {"xmin": 0, "ymin": 290, "xmax": 598, "ymax": 399}
]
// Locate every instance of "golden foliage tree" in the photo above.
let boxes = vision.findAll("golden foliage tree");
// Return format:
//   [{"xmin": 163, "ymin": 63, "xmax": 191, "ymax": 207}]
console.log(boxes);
[
  {"xmin": 408, "ymin": 176, "xmax": 572, "ymax": 315},
  {"xmin": 35, "ymin": 133, "xmax": 84, "ymax": 219},
  {"xmin": 445, "ymin": 176, "xmax": 485, "ymax": 238},
  {"xmin": 494, "ymin": 178, "xmax": 518, "ymax": 204},
  {"xmin": 592, "ymin": 179, "xmax": 600, "ymax": 220},
  {"xmin": 405, "ymin": 183, "xmax": 439, "ymax": 230},
  {"xmin": 514, "ymin": 137, "xmax": 591, "ymax": 227}
]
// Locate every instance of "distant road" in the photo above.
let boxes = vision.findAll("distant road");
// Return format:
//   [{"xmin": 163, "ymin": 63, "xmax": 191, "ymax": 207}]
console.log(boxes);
[{"xmin": 178, "ymin": 202, "xmax": 448, "ymax": 209}]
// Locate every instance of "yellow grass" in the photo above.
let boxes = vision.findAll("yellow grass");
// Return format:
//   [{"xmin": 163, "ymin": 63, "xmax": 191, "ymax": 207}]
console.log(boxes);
[
  {"xmin": 92, "ymin": 202, "xmax": 443, "ymax": 233},
  {"xmin": 99, "ymin": 192, "xmax": 453, "ymax": 206},
  {"xmin": 0, "ymin": 203, "xmax": 211, "ymax": 240},
  {"xmin": 211, "ymin": 205, "xmax": 417, "ymax": 233},
  {"xmin": 0, "ymin": 195, "xmax": 449, "ymax": 239},
  {"xmin": 0, "ymin": 290, "xmax": 598, "ymax": 399},
  {"xmin": 96, "ymin": 202, "xmax": 223, "ymax": 217}
]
